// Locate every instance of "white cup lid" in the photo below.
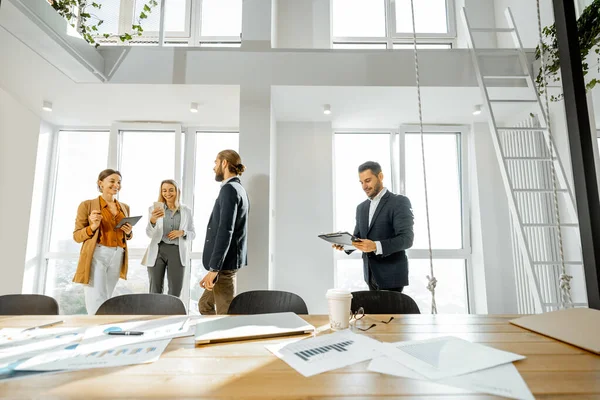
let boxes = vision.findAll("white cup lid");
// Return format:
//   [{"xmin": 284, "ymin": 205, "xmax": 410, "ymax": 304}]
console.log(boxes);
[{"xmin": 326, "ymin": 289, "xmax": 352, "ymax": 299}]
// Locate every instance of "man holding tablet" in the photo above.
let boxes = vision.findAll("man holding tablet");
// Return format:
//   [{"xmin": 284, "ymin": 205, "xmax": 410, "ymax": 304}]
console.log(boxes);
[{"xmin": 333, "ymin": 161, "xmax": 414, "ymax": 292}]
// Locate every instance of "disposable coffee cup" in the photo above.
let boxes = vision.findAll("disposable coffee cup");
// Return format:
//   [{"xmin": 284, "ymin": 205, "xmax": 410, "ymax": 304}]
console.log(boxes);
[{"xmin": 326, "ymin": 289, "xmax": 353, "ymax": 330}]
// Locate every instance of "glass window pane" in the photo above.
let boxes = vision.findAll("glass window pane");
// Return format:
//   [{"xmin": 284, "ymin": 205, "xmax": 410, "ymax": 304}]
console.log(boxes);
[
  {"xmin": 335, "ymin": 258, "xmax": 468, "ymax": 313},
  {"xmin": 114, "ymin": 258, "xmax": 150, "ymax": 295},
  {"xmin": 393, "ymin": 43, "xmax": 451, "ymax": 49},
  {"xmin": 333, "ymin": 0, "xmax": 386, "ymax": 37},
  {"xmin": 334, "ymin": 133, "xmax": 392, "ymax": 232},
  {"xmin": 332, "ymin": 43, "xmax": 387, "ymax": 49},
  {"xmin": 405, "ymin": 133, "xmax": 462, "ymax": 249},
  {"xmin": 45, "ymin": 259, "xmax": 86, "ymax": 315},
  {"xmin": 118, "ymin": 130, "xmax": 176, "ymax": 249},
  {"xmin": 92, "ymin": 0, "xmax": 121, "ymax": 35},
  {"xmin": 200, "ymin": 0, "xmax": 242, "ymax": 37},
  {"xmin": 404, "ymin": 259, "xmax": 467, "ymax": 313},
  {"xmin": 395, "ymin": 0, "xmax": 448, "ymax": 34},
  {"xmin": 192, "ymin": 132, "xmax": 239, "ymax": 252},
  {"xmin": 49, "ymin": 131, "xmax": 109, "ymax": 253},
  {"xmin": 135, "ymin": 0, "xmax": 188, "ymax": 33},
  {"xmin": 26, "ymin": 131, "xmax": 50, "ymax": 262},
  {"xmin": 189, "ymin": 259, "xmax": 209, "ymax": 314}
]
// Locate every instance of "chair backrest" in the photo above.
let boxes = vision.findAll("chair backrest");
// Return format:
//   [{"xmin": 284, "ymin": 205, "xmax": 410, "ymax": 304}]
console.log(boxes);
[
  {"xmin": 96, "ymin": 294, "xmax": 187, "ymax": 315},
  {"xmin": 227, "ymin": 290, "xmax": 309, "ymax": 315},
  {"xmin": 351, "ymin": 290, "xmax": 420, "ymax": 314},
  {"xmin": 0, "ymin": 294, "xmax": 60, "ymax": 315}
]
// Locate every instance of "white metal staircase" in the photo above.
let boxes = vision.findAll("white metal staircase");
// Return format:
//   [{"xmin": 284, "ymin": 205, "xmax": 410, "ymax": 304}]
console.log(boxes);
[{"xmin": 462, "ymin": 7, "xmax": 587, "ymax": 313}]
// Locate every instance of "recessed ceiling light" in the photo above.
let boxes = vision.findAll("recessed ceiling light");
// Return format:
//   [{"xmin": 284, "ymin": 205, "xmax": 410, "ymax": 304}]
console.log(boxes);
[
  {"xmin": 190, "ymin": 102, "xmax": 199, "ymax": 113},
  {"xmin": 42, "ymin": 101, "xmax": 53, "ymax": 112},
  {"xmin": 473, "ymin": 104, "xmax": 482, "ymax": 115},
  {"xmin": 323, "ymin": 104, "xmax": 331, "ymax": 115}
]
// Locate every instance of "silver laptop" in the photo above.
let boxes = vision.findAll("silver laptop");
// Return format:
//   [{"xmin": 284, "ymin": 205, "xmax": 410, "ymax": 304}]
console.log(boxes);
[{"xmin": 194, "ymin": 312, "xmax": 315, "ymax": 345}]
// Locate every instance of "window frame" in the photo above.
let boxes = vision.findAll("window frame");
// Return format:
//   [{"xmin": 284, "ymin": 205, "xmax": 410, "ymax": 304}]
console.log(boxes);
[
  {"xmin": 332, "ymin": 125, "xmax": 471, "ymax": 312},
  {"xmin": 332, "ymin": 0, "xmax": 456, "ymax": 49},
  {"xmin": 93, "ymin": 0, "xmax": 241, "ymax": 46}
]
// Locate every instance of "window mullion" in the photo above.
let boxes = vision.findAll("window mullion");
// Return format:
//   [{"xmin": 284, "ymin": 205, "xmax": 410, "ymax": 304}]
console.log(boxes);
[{"xmin": 386, "ymin": 0, "xmax": 396, "ymax": 48}]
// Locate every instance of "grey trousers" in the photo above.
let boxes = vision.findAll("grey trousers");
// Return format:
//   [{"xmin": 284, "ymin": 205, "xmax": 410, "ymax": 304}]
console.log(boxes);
[{"xmin": 148, "ymin": 242, "xmax": 184, "ymax": 297}]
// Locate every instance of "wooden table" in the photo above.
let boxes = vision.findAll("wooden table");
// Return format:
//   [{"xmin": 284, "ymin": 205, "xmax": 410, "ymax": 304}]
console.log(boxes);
[{"xmin": 0, "ymin": 314, "xmax": 599, "ymax": 399}]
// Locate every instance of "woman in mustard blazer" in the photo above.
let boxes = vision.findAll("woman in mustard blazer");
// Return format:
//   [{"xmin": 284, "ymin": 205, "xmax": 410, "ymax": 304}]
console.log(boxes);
[{"xmin": 73, "ymin": 169, "xmax": 133, "ymax": 315}]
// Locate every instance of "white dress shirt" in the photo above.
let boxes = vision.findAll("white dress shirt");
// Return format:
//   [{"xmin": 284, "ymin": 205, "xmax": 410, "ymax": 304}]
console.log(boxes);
[{"xmin": 368, "ymin": 188, "xmax": 387, "ymax": 255}]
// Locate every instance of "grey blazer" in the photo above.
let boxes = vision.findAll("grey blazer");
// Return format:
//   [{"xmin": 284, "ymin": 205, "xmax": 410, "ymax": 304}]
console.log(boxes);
[
  {"xmin": 353, "ymin": 190, "xmax": 414, "ymax": 289},
  {"xmin": 202, "ymin": 177, "xmax": 249, "ymax": 272}
]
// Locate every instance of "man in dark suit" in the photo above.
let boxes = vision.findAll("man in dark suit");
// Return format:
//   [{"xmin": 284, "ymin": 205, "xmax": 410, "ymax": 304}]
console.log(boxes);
[
  {"xmin": 199, "ymin": 149, "xmax": 249, "ymax": 315},
  {"xmin": 335, "ymin": 161, "xmax": 414, "ymax": 292}
]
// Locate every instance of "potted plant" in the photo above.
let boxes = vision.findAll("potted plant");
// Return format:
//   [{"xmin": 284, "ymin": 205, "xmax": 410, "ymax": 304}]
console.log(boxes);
[
  {"xmin": 535, "ymin": 0, "xmax": 600, "ymax": 101},
  {"xmin": 48, "ymin": 0, "xmax": 159, "ymax": 47}
]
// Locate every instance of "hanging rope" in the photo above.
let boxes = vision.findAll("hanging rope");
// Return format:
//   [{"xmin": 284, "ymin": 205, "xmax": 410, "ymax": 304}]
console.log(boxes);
[
  {"xmin": 536, "ymin": 0, "xmax": 573, "ymax": 309},
  {"xmin": 409, "ymin": 0, "xmax": 437, "ymax": 314}
]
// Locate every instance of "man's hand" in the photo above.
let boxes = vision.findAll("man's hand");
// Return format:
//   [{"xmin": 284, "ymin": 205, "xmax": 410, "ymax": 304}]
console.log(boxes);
[
  {"xmin": 200, "ymin": 271, "xmax": 219, "ymax": 291},
  {"xmin": 167, "ymin": 230, "xmax": 184, "ymax": 240},
  {"xmin": 353, "ymin": 239, "xmax": 377, "ymax": 253},
  {"xmin": 332, "ymin": 244, "xmax": 345, "ymax": 251}
]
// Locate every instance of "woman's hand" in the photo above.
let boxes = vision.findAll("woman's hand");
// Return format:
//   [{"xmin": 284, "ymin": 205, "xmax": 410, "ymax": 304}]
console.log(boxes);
[
  {"xmin": 120, "ymin": 223, "xmax": 133, "ymax": 235},
  {"xmin": 88, "ymin": 210, "xmax": 102, "ymax": 231},
  {"xmin": 149, "ymin": 208, "xmax": 165, "ymax": 224},
  {"xmin": 167, "ymin": 230, "xmax": 184, "ymax": 240}
]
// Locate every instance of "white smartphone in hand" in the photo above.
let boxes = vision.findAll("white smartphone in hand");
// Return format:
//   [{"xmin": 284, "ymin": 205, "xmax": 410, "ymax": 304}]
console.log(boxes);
[{"xmin": 153, "ymin": 202, "xmax": 163, "ymax": 211}]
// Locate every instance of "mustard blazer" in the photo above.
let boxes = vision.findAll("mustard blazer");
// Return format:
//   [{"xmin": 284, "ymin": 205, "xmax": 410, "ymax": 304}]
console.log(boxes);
[{"xmin": 72, "ymin": 197, "xmax": 130, "ymax": 284}]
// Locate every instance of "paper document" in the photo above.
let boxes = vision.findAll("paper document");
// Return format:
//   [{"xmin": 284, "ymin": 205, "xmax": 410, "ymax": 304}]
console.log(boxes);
[
  {"xmin": 383, "ymin": 336, "xmax": 525, "ymax": 380},
  {"xmin": 369, "ymin": 356, "xmax": 534, "ymax": 400},
  {"xmin": 266, "ymin": 330, "xmax": 384, "ymax": 377},
  {"xmin": 15, "ymin": 339, "xmax": 170, "ymax": 371}
]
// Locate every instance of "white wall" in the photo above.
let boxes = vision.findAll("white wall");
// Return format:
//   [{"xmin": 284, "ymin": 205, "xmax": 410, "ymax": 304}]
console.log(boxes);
[
  {"xmin": 461, "ymin": 0, "xmax": 498, "ymax": 48},
  {"xmin": 276, "ymin": 0, "xmax": 331, "ymax": 49},
  {"xmin": 274, "ymin": 122, "xmax": 334, "ymax": 313},
  {"xmin": 469, "ymin": 123, "xmax": 518, "ymax": 313},
  {"xmin": 0, "ymin": 88, "xmax": 41, "ymax": 295},
  {"xmin": 494, "ymin": 0, "xmax": 554, "ymax": 48}
]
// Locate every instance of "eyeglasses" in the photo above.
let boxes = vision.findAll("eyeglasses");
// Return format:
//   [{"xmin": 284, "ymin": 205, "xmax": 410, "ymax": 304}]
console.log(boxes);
[{"xmin": 351, "ymin": 307, "xmax": 395, "ymax": 332}]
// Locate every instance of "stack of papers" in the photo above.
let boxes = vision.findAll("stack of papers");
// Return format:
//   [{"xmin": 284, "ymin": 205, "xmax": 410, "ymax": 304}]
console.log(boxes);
[
  {"xmin": 369, "ymin": 337, "xmax": 533, "ymax": 400},
  {"xmin": 267, "ymin": 333, "xmax": 534, "ymax": 399},
  {"xmin": 0, "ymin": 316, "xmax": 196, "ymax": 381}
]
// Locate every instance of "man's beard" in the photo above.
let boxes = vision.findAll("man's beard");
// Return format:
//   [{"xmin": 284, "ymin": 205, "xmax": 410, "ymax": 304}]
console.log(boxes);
[
  {"xmin": 370, "ymin": 180, "xmax": 383, "ymax": 199},
  {"xmin": 214, "ymin": 166, "xmax": 224, "ymax": 182}
]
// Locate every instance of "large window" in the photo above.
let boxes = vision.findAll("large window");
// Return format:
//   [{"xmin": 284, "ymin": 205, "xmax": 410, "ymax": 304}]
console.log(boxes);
[
  {"xmin": 333, "ymin": 127, "xmax": 469, "ymax": 313},
  {"xmin": 93, "ymin": 0, "xmax": 242, "ymax": 46},
  {"xmin": 332, "ymin": 0, "xmax": 455, "ymax": 49},
  {"xmin": 188, "ymin": 131, "xmax": 239, "ymax": 313},
  {"xmin": 44, "ymin": 131, "xmax": 110, "ymax": 315}
]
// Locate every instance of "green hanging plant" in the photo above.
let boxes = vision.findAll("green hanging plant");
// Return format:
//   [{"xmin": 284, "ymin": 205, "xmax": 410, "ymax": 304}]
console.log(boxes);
[
  {"xmin": 535, "ymin": 0, "xmax": 600, "ymax": 101},
  {"xmin": 48, "ymin": 0, "xmax": 159, "ymax": 47}
]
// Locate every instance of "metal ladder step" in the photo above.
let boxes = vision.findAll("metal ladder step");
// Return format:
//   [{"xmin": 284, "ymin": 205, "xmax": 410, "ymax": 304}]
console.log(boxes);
[
  {"xmin": 504, "ymin": 157, "xmax": 556, "ymax": 161},
  {"xmin": 497, "ymin": 127, "xmax": 549, "ymax": 131},
  {"xmin": 471, "ymin": 28, "xmax": 515, "ymax": 33},
  {"xmin": 513, "ymin": 189, "xmax": 568, "ymax": 193},
  {"xmin": 483, "ymin": 75, "xmax": 529, "ymax": 79},
  {"xmin": 532, "ymin": 261, "xmax": 583, "ymax": 265},
  {"xmin": 523, "ymin": 223, "xmax": 579, "ymax": 228},
  {"xmin": 490, "ymin": 99, "xmax": 538, "ymax": 103}
]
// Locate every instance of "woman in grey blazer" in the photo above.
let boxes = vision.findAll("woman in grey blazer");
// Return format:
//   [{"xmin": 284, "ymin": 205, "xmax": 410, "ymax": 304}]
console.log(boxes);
[{"xmin": 142, "ymin": 179, "xmax": 196, "ymax": 297}]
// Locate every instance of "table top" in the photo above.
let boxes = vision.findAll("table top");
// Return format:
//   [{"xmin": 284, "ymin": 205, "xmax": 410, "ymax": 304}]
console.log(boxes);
[{"xmin": 0, "ymin": 314, "xmax": 599, "ymax": 399}]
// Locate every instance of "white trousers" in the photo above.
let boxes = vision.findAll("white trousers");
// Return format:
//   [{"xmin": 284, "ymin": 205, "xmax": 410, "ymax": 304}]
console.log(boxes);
[{"xmin": 84, "ymin": 244, "xmax": 124, "ymax": 315}]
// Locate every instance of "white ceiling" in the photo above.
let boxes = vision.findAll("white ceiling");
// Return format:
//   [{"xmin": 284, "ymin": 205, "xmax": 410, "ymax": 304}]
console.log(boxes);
[
  {"xmin": 0, "ymin": 27, "xmax": 239, "ymax": 127},
  {"xmin": 271, "ymin": 86, "xmax": 541, "ymax": 128}
]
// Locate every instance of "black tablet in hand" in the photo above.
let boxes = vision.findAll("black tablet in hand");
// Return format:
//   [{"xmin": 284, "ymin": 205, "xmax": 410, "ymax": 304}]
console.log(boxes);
[{"xmin": 115, "ymin": 215, "xmax": 142, "ymax": 229}]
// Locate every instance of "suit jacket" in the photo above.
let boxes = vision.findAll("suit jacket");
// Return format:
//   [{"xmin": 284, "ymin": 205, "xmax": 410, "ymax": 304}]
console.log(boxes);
[
  {"xmin": 142, "ymin": 204, "xmax": 196, "ymax": 267},
  {"xmin": 353, "ymin": 190, "xmax": 414, "ymax": 289},
  {"xmin": 203, "ymin": 177, "xmax": 249, "ymax": 271},
  {"xmin": 72, "ymin": 197, "xmax": 131, "ymax": 284}
]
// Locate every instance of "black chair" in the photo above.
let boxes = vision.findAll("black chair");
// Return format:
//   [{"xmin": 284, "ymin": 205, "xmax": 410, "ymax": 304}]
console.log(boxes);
[
  {"xmin": 227, "ymin": 290, "xmax": 309, "ymax": 315},
  {"xmin": 96, "ymin": 294, "xmax": 186, "ymax": 315},
  {"xmin": 351, "ymin": 290, "xmax": 420, "ymax": 314},
  {"xmin": 0, "ymin": 294, "xmax": 60, "ymax": 315}
]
